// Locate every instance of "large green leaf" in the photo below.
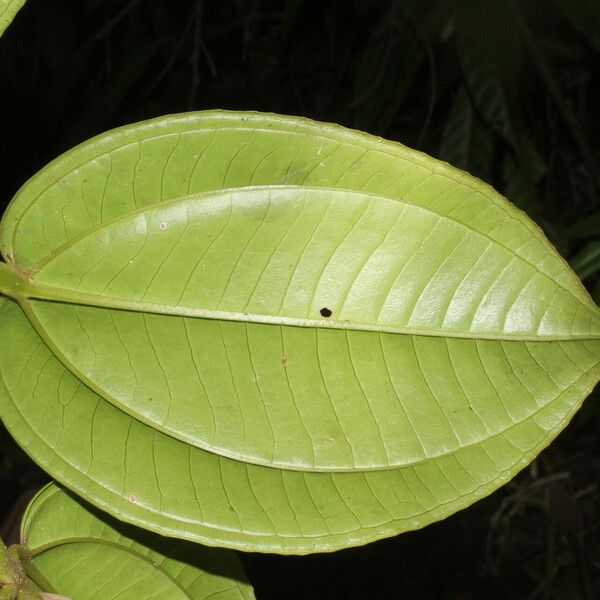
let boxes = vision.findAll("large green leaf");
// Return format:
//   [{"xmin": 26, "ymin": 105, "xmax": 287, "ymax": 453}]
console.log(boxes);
[
  {"xmin": 0, "ymin": 110, "xmax": 599, "ymax": 554},
  {"xmin": 0, "ymin": 0, "xmax": 25, "ymax": 37},
  {"xmin": 18, "ymin": 483, "xmax": 254, "ymax": 600}
]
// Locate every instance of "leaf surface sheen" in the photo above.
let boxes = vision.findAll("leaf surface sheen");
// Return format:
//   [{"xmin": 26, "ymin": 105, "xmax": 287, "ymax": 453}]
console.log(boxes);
[{"xmin": 0, "ymin": 110, "xmax": 599, "ymax": 553}]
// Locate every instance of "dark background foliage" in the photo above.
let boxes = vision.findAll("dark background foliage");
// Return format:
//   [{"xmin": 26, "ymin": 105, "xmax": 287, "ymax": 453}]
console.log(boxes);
[{"xmin": 0, "ymin": 1, "xmax": 599, "ymax": 598}]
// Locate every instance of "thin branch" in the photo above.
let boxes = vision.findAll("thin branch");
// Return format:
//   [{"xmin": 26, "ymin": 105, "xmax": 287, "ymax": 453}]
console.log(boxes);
[
  {"xmin": 188, "ymin": 0, "xmax": 216, "ymax": 109},
  {"xmin": 417, "ymin": 41, "xmax": 436, "ymax": 148},
  {"xmin": 242, "ymin": 0, "xmax": 260, "ymax": 63},
  {"xmin": 188, "ymin": 1, "xmax": 202, "ymax": 108},
  {"xmin": 94, "ymin": 0, "xmax": 142, "ymax": 41},
  {"xmin": 143, "ymin": 12, "xmax": 195, "ymax": 98}
]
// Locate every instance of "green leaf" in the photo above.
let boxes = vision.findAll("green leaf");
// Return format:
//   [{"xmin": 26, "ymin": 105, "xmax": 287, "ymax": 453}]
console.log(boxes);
[
  {"xmin": 455, "ymin": 0, "xmax": 521, "ymax": 148},
  {"xmin": 18, "ymin": 483, "xmax": 254, "ymax": 600},
  {"xmin": 439, "ymin": 85, "xmax": 494, "ymax": 181},
  {"xmin": 0, "ymin": 0, "xmax": 25, "ymax": 37},
  {"xmin": 351, "ymin": 0, "xmax": 454, "ymax": 132},
  {"xmin": 0, "ymin": 110, "xmax": 599, "ymax": 554}
]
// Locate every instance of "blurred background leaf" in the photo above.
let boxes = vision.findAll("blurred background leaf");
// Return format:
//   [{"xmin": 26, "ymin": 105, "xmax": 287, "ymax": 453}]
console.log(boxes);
[
  {"xmin": 439, "ymin": 84, "xmax": 494, "ymax": 181},
  {"xmin": 553, "ymin": 0, "xmax": 600, "ymax": 54}
]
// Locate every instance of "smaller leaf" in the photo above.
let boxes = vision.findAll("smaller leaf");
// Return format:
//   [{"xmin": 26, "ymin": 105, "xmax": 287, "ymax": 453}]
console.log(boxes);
[{"xmin": 20, "ymin": 484, "xmax": 255, "ymax": 600}]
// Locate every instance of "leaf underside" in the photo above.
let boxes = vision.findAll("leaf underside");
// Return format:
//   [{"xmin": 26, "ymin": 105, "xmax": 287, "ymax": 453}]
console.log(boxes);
[
  {"xmin": 0, "ymin": 110, "xmax": 599, "ymax": 554},
  {"xmin": 21, "ymin": 483, "xmax": 255, "ymax": 599}
]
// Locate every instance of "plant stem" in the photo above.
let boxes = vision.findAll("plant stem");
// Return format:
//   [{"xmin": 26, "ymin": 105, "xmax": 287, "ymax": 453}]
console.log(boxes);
[
  {"xmin": 16, "ymin": 546, "xmax": 58, "ymax": 595},
  {"xmin": 0, "ymin": 261, "xmax": 36, "ymax": 300}
]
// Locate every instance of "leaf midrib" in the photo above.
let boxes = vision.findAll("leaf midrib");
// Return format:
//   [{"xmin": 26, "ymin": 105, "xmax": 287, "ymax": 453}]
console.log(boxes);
[
  {"xmin": 14, "ymin": 298, "xmax": 600, "ymax": 472},
  {"xmin": 11, "ymin": 185, "xmax": 598, "ymax": 341},
  {"xmin": 7, "ymin": 113, "xmax": 590, "ymax": 323}
]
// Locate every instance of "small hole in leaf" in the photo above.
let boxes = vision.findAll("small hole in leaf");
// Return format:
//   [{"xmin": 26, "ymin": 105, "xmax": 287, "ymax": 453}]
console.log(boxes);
[{"xmin": 320, "ymin": 307, "xmax": 332, "ymax": 318}]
